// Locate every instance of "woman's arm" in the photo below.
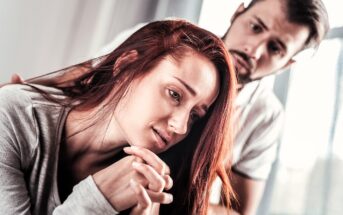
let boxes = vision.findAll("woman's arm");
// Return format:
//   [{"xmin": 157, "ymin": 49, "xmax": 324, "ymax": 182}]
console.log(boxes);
[
  {"xmin": 0, "ymin": 127, "xmax": 32, "ymax": 214},
  {"xmin": 54, "ymin": 147, "xmax": 173, "ymax": 214}
]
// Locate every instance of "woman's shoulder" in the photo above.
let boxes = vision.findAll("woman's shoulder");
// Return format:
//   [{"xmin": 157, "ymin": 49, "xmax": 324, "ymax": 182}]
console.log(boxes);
[
  {"xmin": 0, "ymin": 84, "xmax": 35, "ymax": 116},
  {"xmin": 0, "ymin": 84, "xmax": 68, "ymax": 141},
  {"xmin": 0, "ymin": 84, "xmax": 66, "ymax": 107},
  {"xmin": 0, "ymin": 84, "xmax": 68, "ymax": 168}
]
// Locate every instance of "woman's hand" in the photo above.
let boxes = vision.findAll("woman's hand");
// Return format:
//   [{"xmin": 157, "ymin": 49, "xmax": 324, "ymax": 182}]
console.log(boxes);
[
  {"xmin": 128, "ymin": 179, "xmax": 161, "ymax": 215},
  {"xmin": 123, "ymin": 146, "xmax": 173, "ymax": 193},
  {"xmin": 92, "ymin": 146, "xmax": 173, "ymax": 213},
  {"xmin": 124, "ymin": 146, "xmax": 173, "ymax": 215}
]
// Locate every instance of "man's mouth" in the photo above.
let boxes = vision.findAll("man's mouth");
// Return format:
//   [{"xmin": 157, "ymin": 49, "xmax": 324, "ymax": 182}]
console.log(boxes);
[
  {"xmin": 231, "ymin": 51, "xmax": 252, "ymax": 75},
  {"xmin": 230, "ymin": 50, "xmax": 255, "ymax": 84}
]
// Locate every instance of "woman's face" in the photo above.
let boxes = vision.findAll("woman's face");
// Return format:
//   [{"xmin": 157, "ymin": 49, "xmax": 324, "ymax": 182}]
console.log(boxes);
[{"xmin": 113, "ymin": 52, "xmax": 220, "ymax": 153}]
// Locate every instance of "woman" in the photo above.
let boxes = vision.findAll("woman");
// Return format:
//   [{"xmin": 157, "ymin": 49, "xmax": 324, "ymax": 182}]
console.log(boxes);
[{"xmin": 0, "ymin": 19, "xmax": 236, "ymax": 214}]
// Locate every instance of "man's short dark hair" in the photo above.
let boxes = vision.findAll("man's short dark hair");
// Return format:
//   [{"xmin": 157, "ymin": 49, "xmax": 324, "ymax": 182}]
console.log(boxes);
[{"xmin": 247, "ymin": 0, "xmax": 329, "ymax": 49}]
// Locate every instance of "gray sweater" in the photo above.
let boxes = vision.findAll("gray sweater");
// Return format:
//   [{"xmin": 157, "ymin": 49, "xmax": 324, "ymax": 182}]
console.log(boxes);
[{"xmin": 0, "ymin": 84, "xmax": 118, "ymax": 215}]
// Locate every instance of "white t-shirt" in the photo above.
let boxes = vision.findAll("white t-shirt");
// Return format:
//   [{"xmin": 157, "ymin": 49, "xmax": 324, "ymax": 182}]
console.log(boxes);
[{"xmin": 232, "ymin": 79, "xmax": 284, "ymax": 180}]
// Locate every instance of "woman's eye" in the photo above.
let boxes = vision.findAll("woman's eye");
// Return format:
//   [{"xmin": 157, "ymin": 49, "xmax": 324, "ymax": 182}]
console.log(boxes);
[
  {"xmin": 168, "ymin": 89, "xmax": 181, "ymax": 103},
  {"xmin": 250, "ymin": 22, "xmax": 263, "ymax": 33}
]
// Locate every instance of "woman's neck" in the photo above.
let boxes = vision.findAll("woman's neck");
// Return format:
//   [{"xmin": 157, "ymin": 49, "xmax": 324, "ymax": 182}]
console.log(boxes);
[{"xmin": 62, "ymin": 106, "xmax": 128, "ymax": 179}]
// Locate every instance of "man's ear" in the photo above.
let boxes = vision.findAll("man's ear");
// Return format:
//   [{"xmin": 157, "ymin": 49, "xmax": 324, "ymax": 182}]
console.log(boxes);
[
  {"xmin": 231, "ymin": 3, "xmax": 246, "ymax": 22},
  {"xmin": 113, "ymin": 50, "xmax": 139, "ymax": 71},
  {"xmin": 280, "ymin": 58, "xmax": 296, "ymax": 71}
]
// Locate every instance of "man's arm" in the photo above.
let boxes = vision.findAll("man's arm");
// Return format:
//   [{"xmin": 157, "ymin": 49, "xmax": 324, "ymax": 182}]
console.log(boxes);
[
  {"xmin": 208, "ymin": 204, "xmax": 240, "ymax": 215},
  {"xmin": 0, "ymin": 64, "xmax": 93, "ymax": 88},
  {"xmin": 207, "ymin": 172, "xmax": 266, "ymax": 215},
  {"xmin": 231, "ymin": 171, "xmax": 266, "ymax": 215}
]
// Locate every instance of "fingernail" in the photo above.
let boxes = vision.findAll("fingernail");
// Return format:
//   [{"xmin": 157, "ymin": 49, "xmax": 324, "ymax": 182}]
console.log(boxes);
[{"xmin": 167, "ymin": 194, "xmax": 173, "ymax": 203}]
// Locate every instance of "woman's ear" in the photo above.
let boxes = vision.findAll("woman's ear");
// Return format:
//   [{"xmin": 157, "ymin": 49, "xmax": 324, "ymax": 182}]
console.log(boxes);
[{"xmin": 113, "ymin": 50, "xmax": 139, "ymax": 71}]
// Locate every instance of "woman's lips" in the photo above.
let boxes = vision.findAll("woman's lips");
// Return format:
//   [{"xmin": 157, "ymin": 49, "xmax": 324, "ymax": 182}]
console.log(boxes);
[{"xmin": 152, "ymin": 128, "xmax": 168, "ymax": 149}]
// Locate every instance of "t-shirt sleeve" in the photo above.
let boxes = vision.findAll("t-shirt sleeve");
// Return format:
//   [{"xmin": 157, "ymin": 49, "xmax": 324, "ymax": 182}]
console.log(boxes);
[
  {"xmin": 233, "ymin": 105, "xmax": 285, "ymax": 180},
  {"xmin": 0, "ymin": 87, "xmax": 37, "ymax": 214},
  {"xmin": 53, "ymin": 176, "xmax": 118, "ymax": 215}
]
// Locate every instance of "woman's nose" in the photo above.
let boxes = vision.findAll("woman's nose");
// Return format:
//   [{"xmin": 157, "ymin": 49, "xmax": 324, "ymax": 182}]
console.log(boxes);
[{"xmin": 168, "ymin": 110, "xmax": 189, "ymax": 135}]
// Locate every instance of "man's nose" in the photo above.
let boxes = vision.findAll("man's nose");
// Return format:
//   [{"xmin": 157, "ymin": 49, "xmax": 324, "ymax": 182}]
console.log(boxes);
[
  {"xmin": 244, "ymin": 39, "xmax": 265, "ymax": 61},
  {"xmin": 168, "ymin": 110, "xmax": 189, "ymax": 135}
]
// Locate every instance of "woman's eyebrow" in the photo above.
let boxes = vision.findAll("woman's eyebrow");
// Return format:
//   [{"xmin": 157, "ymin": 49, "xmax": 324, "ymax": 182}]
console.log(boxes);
[
  {"xmin": 173, "ymin": 76, "xmax": 196, "ymax": 96},
  {"xmin": 173, "ymin": 76, "xmax": 209, "ymax": 113}
]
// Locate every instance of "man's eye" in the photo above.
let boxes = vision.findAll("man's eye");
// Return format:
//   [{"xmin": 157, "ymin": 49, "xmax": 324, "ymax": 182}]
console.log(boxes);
[
  {"xmin": 250, "ymin": 23, "xmax": 262, "ymax": 33},
  {"xmin": 268, "ymin": 42, "xmax": 281, "ymax": 55},
  {"xmin": 169, "ymin": 89, "xmax": 181, "ymax": 103}
]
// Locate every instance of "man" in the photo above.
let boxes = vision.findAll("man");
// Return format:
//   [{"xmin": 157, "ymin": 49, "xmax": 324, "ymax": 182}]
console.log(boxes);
[
  {"xmin": 209, "ymin": 0, "xmax": 328, "ymax": 214},
  {"xmin": 4, "ymin": 0, "xmax": 329, "ymax": 214}
]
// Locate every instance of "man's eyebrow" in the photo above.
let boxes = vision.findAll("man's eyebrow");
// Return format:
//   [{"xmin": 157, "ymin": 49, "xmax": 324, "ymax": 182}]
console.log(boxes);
[
  {"xmin": 254, "ymin": 16, "xmax": 268, "ymax": 31},
  {"xmin": 174, "ymin": 77, "xmax": 209, "ymax": 113},
  {"xmin": 254, "ymin": 16, "xmax": 287, "ymax": 52}
]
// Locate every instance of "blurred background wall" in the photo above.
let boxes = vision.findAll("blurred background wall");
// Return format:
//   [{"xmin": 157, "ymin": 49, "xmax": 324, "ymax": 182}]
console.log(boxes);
[{"xmin": 0, "ymin": 0, "xmax": 204, "ymax": 82}]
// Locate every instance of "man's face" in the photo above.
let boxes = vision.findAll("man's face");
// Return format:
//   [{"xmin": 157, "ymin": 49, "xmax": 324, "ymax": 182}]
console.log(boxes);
[{"xmin": 223, "ymin": 0, "xmax": 310, "ymax": 85}]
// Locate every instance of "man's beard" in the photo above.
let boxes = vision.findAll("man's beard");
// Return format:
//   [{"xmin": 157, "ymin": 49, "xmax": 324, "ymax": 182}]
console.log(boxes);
[
  {"xmin": 236, "ymin": 72, "xmax": 254, "ymax": 85},
  {"xmin": 229, "ymin": 49, "xmax": 256, "ymax": 85}
]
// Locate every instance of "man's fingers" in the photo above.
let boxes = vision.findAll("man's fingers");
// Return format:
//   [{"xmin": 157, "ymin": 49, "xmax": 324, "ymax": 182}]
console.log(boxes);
[{"xmin": 11, "ymin": 74, "xmax": 24, "ymax": 84}]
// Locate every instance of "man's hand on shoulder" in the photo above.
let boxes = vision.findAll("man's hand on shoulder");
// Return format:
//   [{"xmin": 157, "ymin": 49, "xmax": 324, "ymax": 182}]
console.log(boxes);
[{"xmin": 0, "ymin": 74, "xmax": 25, "ymax": 88}]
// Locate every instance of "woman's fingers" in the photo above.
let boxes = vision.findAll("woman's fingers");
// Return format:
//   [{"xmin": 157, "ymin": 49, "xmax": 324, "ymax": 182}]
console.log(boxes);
[
  {"xmin": 146, "ymin": 190, "xmax": 173, "ymax": 204},
  {"xmin": 124, "ymin": 146, "xmax": 170, "ymax": 175},
  {"xmin": 163, "ymin": 174, "xmax": 173, "ymax": 191},
  {"xmin": 132, "ymin": 162, "xmax": 166, "ymax": 192},
  {"xmin": 129, "ymin": 179, "xmax": 151, "ymax": 215},
  {"xmin": 130, "ymin": 179, "xmax": 151, "ymax": 209},
  {"xmin": 130, "ymin": 178, "xmax": 173, "ymax": 205}
]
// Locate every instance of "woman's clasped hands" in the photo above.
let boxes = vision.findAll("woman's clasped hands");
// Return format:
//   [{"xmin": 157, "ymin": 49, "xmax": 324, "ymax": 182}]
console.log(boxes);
[{"xmin": 93, "ymin": 146, "xmax": 173, "ymax": 214}]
